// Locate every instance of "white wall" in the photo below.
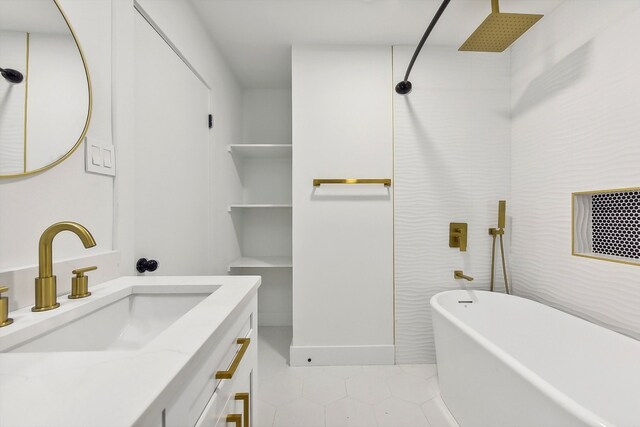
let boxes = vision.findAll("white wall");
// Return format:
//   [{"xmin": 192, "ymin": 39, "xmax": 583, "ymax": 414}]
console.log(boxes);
[
  {"xmin": 292, "ymin": 46, "xmax": 394, "ymax": 365},
  {"xmin": 135, "ymin": 0, "xmax": 244, "ymax": 275},
  {"xmin": 243, "ymin": 89, "xmax": 292, "ymax": 144},
  {"xmin": 393, "ymin": 46, "xmax": 511, "ymax": 364},
  {"xmin": 0, "ymin": 0, "xmax": 114, "ymax": 272},
  {"xmin": 112, "ymin": 0, "xmax": 136, "ymax": 277},
  {"xmin": 509, "ymin": 0, "xmax": 640, "ymax": 339},
  {"xmin": 0, "ymin": 0, "xmax": 242, "ymax": 306}
]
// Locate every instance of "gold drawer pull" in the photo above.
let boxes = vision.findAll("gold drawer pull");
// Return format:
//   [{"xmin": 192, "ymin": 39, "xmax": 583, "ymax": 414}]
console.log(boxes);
[
  {"xmin": 235, "ymin": 393, "xmax": 249, "ymax": 427},
  {"xmin": 226, "ymin": 414, "xmax": 242, "ymax": 427},
  {"xmin": 216, "ymin": 338, "xmax": 250, "ymax": 379},
  {"xmin": 313, "ymin": 178, "xmax": 391, "ymax": 187}
]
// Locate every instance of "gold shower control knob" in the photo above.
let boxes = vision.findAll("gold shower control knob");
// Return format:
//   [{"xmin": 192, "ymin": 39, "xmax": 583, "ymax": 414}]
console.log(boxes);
[
  {"xmin": 69, "ymin": 266, "xmax": 97, "ymax": 299},
  {"xmin": 0, "ymin": 286, "xmax": 14, "ymax": 327}
]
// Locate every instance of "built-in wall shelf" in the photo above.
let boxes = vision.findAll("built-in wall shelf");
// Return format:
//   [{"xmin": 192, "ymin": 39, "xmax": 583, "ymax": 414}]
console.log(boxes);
[
  {"xmin": 228, "ymin": 204, "xmax": 292, "ymax": 212},
  {"xmin": 572, "ymin": 188, "xmax": 640, "ymax": 266},
  {"xmin": 228, "ymin": 144, "xmax": 292, "ymax": 158},
  {"xmin": 228, "ymin": 256, "xmax": 293, "ymax": 271},
  {"xmin": 231, "ymin": 90, "xmax": 293, "ymax": 328}
]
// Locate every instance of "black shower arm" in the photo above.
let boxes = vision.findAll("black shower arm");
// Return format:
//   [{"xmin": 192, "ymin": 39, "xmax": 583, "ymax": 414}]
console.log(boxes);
[{"xmin": 396, "ymin": 0, "xmax": 451, "ymax": 95}]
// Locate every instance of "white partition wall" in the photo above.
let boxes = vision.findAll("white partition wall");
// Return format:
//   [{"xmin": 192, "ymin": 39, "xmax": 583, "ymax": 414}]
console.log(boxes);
[{"xmin": 291, "ymin": 46, "xmax": 394, "ymax": 366}]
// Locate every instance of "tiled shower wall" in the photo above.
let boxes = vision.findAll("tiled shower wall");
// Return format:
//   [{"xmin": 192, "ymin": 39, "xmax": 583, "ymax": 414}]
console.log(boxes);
[
  {"xmin": 393, "ymin": 46, "xmax": 510, "ymax": 363},
  {"xmin": 509, "ymin": 0, "xmax": 640, "ymax": 339}
]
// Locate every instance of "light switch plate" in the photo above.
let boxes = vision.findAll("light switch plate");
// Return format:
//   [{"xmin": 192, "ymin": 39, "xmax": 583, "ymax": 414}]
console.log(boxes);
[{"xmin": 85, "ymin": 138, "xmax": 116, "ymax": 176}]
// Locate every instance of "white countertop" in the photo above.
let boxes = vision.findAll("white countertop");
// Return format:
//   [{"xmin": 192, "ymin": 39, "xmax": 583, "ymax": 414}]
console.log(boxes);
[{"xmin": 0, "ymin": 275, "xmax": 261, "ymax": 427}]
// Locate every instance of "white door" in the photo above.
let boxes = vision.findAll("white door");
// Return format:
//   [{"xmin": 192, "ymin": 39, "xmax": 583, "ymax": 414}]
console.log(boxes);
[{"xmin": 134, "ymin": 11, "xmax": 211, "ymax": 275}]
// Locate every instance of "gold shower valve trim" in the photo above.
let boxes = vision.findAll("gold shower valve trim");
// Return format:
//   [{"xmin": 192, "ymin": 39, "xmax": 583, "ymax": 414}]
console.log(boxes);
[{"xmin": 449, "ymin": 223, "xmax": 468, "ymax": 252}]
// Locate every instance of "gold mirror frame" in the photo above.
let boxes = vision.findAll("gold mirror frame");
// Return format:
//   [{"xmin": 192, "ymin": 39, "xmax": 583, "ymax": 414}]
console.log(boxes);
[{"xmin": 0, "ymin": 0, "xmax": 92, "ymax": 179}]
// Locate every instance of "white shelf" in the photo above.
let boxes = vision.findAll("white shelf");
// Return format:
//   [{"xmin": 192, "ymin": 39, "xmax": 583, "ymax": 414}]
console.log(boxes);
[
  {"xmin": 228, "ymin": 256, "xmax": 293, "ymax": 270},
  {"xmin": 228, "ymin": 144, "xmax": 292, "ymax": 158},
  {"xmin": 228, "ymin": 204, "xmax": 292, "ymax": 212}
]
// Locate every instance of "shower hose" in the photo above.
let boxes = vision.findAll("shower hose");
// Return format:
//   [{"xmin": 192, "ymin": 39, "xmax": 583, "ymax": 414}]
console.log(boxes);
[{"xmin": 490, "ymin": 230, "xmax": 510, "ymax": 294}]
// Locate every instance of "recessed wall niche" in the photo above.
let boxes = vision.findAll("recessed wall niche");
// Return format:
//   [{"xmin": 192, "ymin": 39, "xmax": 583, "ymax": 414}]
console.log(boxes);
[{"xmin": 572, "ymin": 188, "xmax": 640, "ymax": 265}]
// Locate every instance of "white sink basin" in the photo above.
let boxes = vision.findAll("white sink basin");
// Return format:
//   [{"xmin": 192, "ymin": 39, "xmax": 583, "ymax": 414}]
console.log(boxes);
[{"xmin": 1, "ymin": 283, "xmax": 219, "ymax": 353}]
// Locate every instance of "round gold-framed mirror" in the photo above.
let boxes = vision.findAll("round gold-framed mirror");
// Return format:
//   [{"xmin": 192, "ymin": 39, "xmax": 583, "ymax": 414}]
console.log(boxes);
[{"xmin": 0, "ymin": 0, "xmax": 92, "ymax": 178}]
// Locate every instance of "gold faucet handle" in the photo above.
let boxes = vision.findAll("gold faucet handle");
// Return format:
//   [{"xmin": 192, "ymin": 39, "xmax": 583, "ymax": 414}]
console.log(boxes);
[
  {"xmin": 0, "ymin": 286, "xmax": 13, "ymax": 327},
  {"xmin": 69, "ymin": 266, "xmax": 96, "ymax": 299},
  {"xmin": 72, "ymin": 266, "xmax": 97, "ymax": 277}
]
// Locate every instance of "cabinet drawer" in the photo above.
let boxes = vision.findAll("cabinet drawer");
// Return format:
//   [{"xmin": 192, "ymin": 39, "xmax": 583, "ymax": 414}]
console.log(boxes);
[
  {"xmin": 165, "ymin": 296, "xmax": 257, "ymax": 427},
  {"xmin": 196, "ymin": 350, "xmax": 254, "ymax": 427},
  {"xmin": 188, "ymin": 316, "xmax": 252, "ymax": 425}
]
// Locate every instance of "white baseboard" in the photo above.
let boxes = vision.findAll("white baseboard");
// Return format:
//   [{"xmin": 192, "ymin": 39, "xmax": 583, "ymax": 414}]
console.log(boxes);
[{"xmin": 290, "ymin": 344, "xmax": 395, "ymax": 366}]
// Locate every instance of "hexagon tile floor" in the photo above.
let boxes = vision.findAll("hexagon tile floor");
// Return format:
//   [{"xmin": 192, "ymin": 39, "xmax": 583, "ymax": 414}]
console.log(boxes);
[{"xmin": 256, "ymin": 326, "xmax": 460, "ymax": 427}]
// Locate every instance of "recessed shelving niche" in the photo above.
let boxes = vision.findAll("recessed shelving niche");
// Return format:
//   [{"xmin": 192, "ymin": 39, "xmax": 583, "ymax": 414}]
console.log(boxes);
[
  {"xmin": 228, "ymin": 204, "xmax": 292, "ymax": 211},
  {"xmin": 228, "ymin": 256, "xmax": 293, "ymax": 272},
  {"xmin": 228, "ymin": 144, "xmax": 291, "ymax": 159},
  {"xmin": 227, "ymin": 89, "xmax": 293, "ymax": 327},
  {"xmin": 572, "ymin": 188, "xmax": 640, "ymax": 266}
]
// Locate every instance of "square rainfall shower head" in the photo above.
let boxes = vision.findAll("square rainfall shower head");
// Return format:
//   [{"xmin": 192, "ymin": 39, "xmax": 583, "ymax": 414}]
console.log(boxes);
[{"xmin": 459, "ymin": 12, "xmax": 543, "ymax": 52}]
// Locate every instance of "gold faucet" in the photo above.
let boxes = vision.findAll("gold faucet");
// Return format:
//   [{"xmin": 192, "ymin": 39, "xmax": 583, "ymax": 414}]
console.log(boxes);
[
  {"xmin": 33, "ymin": 222, "xmax": 96, "ymax": 312},
  {"xmin": 454, "ymin": 270, "xmax": 474, "ymax": 281}
]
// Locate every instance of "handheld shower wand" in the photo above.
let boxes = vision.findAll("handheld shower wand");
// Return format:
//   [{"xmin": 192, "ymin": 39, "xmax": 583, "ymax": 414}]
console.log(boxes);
[{"xmin": 489, "ymin": 200, "xmax": 510, "ymax": 294}]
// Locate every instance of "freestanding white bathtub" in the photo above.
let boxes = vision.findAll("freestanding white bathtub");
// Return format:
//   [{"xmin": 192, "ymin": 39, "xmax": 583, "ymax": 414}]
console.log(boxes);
[{"xmin": 431, "ymin": 290, "xmax": 640, "ymax": 427}]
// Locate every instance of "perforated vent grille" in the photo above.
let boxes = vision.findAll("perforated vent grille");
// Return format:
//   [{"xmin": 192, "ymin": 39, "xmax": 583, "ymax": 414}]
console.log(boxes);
[{"xmin": 592, "ymin": 191, "xmax": 640, "ymax": 259}]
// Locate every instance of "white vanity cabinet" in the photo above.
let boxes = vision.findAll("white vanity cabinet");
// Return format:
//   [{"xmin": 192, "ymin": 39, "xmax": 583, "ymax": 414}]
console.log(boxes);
[
  {"xmin": 0, "ymin": 276, "xmax": 261, "ymax": 427},
  {"xmin": 163, "ymin": 296, "xmax": 257, "ymax": 427}
]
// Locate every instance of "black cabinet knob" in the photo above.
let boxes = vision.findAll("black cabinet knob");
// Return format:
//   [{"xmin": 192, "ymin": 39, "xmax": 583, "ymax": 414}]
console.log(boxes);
[{"xmin": 136, "ymin": 258, "xmax": 159, "ymax": 273}]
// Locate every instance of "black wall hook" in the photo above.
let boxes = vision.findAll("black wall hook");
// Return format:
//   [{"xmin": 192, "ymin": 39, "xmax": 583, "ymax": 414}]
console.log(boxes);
[{"xmin": 136, "ymin": 258, "xmax": 159, "ymax": 273}]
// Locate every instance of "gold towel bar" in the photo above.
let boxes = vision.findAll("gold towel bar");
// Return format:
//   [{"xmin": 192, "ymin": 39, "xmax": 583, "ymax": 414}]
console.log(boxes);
[{"xmin": 313, "ymin": 178, "xmax": 391, "ymax": 187}]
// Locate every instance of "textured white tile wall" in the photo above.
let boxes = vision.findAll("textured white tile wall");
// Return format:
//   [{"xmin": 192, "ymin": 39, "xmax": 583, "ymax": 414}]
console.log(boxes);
[
  {"xmin": 510, "ymin": 1, "xmax": 640, "ymax": 339},
  {"xmin": 393, "ymin": 46, "xmax": 511, "ymax": 363}
]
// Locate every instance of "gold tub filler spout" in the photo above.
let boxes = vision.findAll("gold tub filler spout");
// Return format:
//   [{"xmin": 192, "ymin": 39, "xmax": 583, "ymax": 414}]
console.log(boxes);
[
  {"xmin": 33, "ymin": 222, "xmax": 96, "ymax": 312},
  {"xmin": 454, "ymin": 271, "xmax": 474, "ymax": 281}
]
